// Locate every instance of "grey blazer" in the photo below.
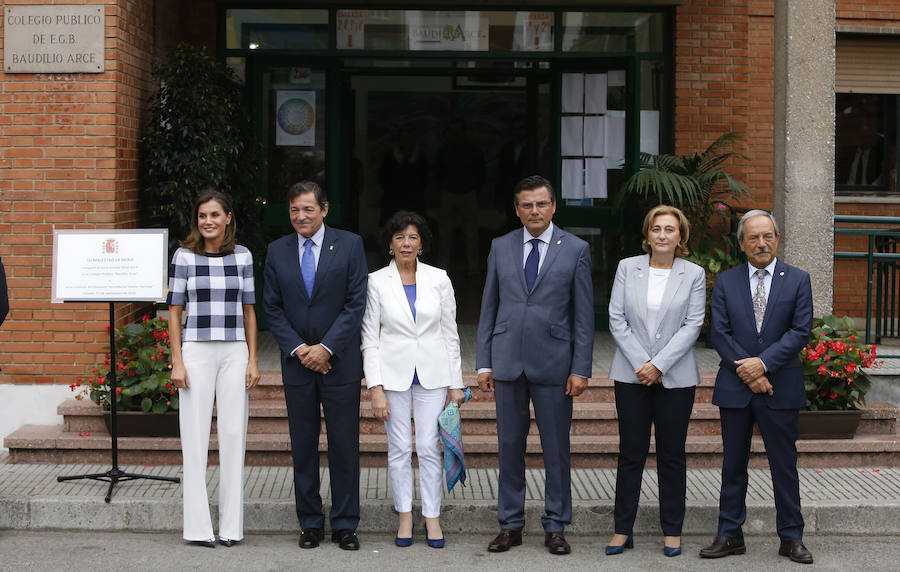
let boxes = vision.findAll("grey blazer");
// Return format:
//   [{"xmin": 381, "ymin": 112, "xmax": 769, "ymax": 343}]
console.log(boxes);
[
  {"xmin": 608, "ymin": 254, "xmax": 706, "ymax": 388},
  {"xmin": 476, "ymin": 225, "xmax": 594, "ymax": 384}
]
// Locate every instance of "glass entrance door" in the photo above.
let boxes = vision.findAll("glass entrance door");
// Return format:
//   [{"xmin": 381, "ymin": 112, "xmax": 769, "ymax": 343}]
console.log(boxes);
[{"xmin": 341, "ymin": 65, "xmax": 551, "ymax": 322}]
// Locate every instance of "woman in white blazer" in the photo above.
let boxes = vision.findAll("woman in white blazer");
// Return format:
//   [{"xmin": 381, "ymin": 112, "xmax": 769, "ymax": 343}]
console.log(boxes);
[
  {"xmin": 606, "ymin": 205, "xmax": 706, "ymax": 558},
  {"xmin": 361, "ymin": 211, "xmax": 466, "ymax": 549}
]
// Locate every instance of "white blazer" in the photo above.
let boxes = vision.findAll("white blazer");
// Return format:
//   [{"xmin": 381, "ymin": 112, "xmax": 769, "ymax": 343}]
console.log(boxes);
[
  {"xmin": 608, "ymin": 254, "xmax": 706, "ymax": 388},
  {"xmin": 361, "ymin": 259, "xmax": 464, "ymax": 391}
]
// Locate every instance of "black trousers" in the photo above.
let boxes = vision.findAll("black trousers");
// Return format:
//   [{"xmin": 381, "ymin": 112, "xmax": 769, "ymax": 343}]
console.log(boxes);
[
  {"xmin": 613, "ymin": 381, "xmax": 696, "ymax": 536},
  {"xmin": 284, "ymin": 376, "xmax": 361, "ymax": 532}
]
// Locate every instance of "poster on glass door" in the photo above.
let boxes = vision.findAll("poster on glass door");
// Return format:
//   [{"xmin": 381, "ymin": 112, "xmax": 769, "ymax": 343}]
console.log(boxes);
[{"xmin": 275, "ymin": 90, "xmax": 316, "ymax": 147}]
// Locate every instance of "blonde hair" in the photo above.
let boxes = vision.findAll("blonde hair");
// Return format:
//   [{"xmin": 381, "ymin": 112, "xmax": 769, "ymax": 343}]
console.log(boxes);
[{"xmin": 641, "ymin": 205, "xmax": 690, "ymax": 257}]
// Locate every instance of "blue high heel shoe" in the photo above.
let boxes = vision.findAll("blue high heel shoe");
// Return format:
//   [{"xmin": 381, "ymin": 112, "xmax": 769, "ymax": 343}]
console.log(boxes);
[
  {"xmin": 663, "ymin": 545, "xmax": 682, "ymax": 557},
  {"xmin": 605, "ymin": 535, "xmax": 634, "ymax": 555},
  {"xmin": 395, "ymin": 520, "xmax": 414, "ymax": 547},
  {"xmin": 424, "ymin": 523, "xmax": 445, "ymax": 549}
]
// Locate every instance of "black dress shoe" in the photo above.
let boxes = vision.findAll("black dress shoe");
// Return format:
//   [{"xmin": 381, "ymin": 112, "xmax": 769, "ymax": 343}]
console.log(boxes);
[
  {"xmin": 699, "ymin": 535, "xmax": 746, "ymax": 558},
  {"xmin": 217, "ymin": 538, "xmax": 238, "ymax": 548},
  {"xmin": 779, "ymin": 539, "xmax": 814, "ymax": 564},
  {"xmin": 190, "ymin": 539, "xmax": 216, "ymax": 548},
  {"xmin": 332, "ymin": 529, "xmax": 360, "ymax": 551},
  {"xmin": 544, "ymin": 532, "xmax": 571, "ymax": 555},
  {"xmin": 299, "ymin": 528, "xmax": 323, "ymax": 549},
  {"xmin": 488, "ymin": 529, "xmax": 523, "ymax": 552}
]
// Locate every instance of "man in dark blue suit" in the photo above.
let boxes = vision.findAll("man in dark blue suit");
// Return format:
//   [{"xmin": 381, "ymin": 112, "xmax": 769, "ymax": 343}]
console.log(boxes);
[
  {"xmin": 263, "ymin": 181, "xmax": 368, "ymax": 551},
  {"xmin": 700, "ymin": 210, "xmax": 814, "ymax": 564},
  {"xmin": 477, "ymin": 175, "xmax": 594, "ymax": 555}
]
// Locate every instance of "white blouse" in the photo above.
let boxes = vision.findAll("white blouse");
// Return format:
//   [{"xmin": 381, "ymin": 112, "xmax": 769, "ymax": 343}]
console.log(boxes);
[{"xmin": 646, "ymin": 267, "xmax": 671, "ymax": 340}]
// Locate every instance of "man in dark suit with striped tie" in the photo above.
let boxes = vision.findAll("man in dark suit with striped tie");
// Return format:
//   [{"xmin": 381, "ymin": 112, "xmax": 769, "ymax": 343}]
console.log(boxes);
[{"xmin": 700, "ymin": 210, "xmax": 814, "ymax": 564}]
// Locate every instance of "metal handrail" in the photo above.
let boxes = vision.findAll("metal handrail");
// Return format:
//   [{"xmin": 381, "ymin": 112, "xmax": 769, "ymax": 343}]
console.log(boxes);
[{"xmin": 834, "ymin": 215, "xmax": 900, "ymax": 356}]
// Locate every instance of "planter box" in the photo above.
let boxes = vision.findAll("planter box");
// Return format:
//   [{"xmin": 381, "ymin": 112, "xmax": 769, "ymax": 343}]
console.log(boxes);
[
  {"xmin": 797, "ymin": 409, "xmax": 862, "ymax": 440},
  {"xmin": 103, "ymin": 411, "xmax": 179, "ymax": 438}
]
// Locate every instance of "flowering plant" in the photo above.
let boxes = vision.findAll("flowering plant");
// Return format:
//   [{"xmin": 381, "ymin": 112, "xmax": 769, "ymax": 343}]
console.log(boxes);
[
  {"xmin": 71, "ymin": 315, "xmax": 178, "ymax": 413},
  {"xmin": 800, "ymin": 315, "xmax": 880, "ymax": 411}
]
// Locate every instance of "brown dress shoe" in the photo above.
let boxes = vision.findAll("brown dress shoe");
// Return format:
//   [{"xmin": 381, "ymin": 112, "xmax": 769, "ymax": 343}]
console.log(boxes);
[
  {"xmin": 545, "ymin": 532, "xmax": 571, "ymax": 555},
  {"xmin": 487, "ymin": 529, "xmax": 523, "ymax": 552}
]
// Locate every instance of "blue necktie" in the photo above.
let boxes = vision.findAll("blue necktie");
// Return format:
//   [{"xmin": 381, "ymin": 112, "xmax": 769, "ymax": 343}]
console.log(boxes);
[
  {"xmin": 301, "ymin": 238, "xmax": 315, "ymax": 296},
  {"xmin": 524, "ymin": 238, "xmax": 541, "ymax": 292}
]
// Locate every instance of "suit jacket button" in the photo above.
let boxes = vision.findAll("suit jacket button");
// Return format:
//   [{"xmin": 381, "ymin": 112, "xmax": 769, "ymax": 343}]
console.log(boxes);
[
  {"xmin": 758, "ymin": 338, "xmax": 764, "ymax": 343},
  {"xmin": 655, "ymin": 334, "xmax": 661, "ymax": 339}
]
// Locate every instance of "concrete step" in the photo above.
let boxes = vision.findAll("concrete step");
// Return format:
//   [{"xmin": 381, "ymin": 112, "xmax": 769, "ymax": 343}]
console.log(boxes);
[
  {"xmin": 57, "ymin": 397, "xmax": 900, "ymax": 437},
  {"xmin": 7, "ymin": 423, "xmax": 900, "ymax": 468},
  {"xmin": 250, "ymin": 371, "xmax": 722, "ymax": 403}
]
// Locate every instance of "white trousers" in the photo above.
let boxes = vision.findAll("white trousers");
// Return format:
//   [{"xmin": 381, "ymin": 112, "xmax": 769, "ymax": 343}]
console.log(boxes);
[
  {"xmin": 384, "ymin": 384, "xmax": 447, "ymax": 518},
  {"xmin": 179, "ymin": 341, "xmax": 249, "ymax": 541}
]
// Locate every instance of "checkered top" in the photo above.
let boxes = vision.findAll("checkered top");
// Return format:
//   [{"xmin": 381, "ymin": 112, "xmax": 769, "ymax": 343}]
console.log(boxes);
[{"xmin": 166, "ymin": 246, "xmax": 256, "ymax": 342}]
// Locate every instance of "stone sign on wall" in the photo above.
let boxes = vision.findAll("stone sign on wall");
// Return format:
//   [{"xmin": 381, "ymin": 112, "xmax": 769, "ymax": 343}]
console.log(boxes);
[{"xmin": 4, "ymin": 5, "xmax": 105, "ymax": 73}]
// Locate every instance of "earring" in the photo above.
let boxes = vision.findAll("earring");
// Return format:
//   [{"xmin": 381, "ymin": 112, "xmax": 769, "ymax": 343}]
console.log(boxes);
[
  {"xmin": 417, "ymin": 249, "xmax": 423, "ymax": 256},
  {"xmin": 389, "ymin": 248, "xmax": 395, "ymax": 256}
]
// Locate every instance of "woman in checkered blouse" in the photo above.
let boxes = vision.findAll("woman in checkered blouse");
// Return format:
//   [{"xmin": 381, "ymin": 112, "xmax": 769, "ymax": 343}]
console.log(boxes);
[{"xmin": 167, "ymin": 189, "xmax": 261, "ymax": 548}]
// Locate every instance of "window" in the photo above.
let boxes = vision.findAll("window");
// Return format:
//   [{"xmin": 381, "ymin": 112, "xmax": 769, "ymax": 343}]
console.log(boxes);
[{"xmin": 835, "ymin": 93, "xmax": 897, "ymax": 193}]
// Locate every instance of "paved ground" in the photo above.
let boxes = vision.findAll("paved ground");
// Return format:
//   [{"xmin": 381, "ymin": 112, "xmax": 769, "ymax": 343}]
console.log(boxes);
[
  {"xmin": 2, "ymin": 451, "xmax": 899, "ymax": 536},
  {"xmin": 2, "ymin": 530, "xmax": 900, "ymax": 571}
]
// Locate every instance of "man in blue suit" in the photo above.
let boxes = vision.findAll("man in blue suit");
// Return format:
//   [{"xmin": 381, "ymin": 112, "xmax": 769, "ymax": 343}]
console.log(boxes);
[
  {"xmin": 477, "ymin": 175, "xmax": 594, "ymax": 555},
  {"xmin": 263, "ymin": 181, "xmax": 368, "ymax": 551},
  {"xmin": 700, "ymin": 210, "xmax": 814, "ymax": 564}
]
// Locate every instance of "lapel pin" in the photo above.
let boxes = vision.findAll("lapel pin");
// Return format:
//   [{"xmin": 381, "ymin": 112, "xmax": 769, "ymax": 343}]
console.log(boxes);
[
  {"xmin": 639, "ymin": 273, "xmax": 644, "ymax": 279},
  {"xmin": 779, "ymin": 271, "xmax": 784, "ymax": 276},
  {"xmin": 329, "ymin": 245, "xmax": 334, "ymax": 251},
  {"xmin": 556, "ymin": 239, "xmax": 561, "ymax": 245}
]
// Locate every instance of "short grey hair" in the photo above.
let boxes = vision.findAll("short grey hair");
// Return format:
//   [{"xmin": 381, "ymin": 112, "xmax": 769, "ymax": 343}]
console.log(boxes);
[{"xmin": 737, "ymin": 209, "xmax": 780, "ymax": 241}]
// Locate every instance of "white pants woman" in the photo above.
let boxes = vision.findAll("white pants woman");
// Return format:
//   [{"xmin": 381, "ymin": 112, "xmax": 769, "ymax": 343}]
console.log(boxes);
[
  {"xmin": 179, "ymin": 341, "xmax": 250, "ymax": 541},
  {"xmin": 383, "ymin": 384, "xmax": 447, "ymax": 517}
]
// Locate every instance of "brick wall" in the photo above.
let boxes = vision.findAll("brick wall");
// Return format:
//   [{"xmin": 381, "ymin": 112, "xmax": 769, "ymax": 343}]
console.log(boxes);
[
  {"xmin": 833, "ymin": 0, "xmax": 900, "ymax": 317},
  {"xmin": 0, "ymin": 0, "xmax": 163, "ymax": 386}
]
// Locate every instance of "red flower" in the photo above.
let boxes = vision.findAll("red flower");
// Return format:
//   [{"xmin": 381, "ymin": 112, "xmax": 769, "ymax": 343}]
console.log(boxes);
[
  {"xmin": 115, "ymin": 387, "xmax": 122, "ymax": 395},
  {"xmin": 829, "ymin": 391, "xmax": 838, "ymax": 399},
  {"xmin": 845, "ymin": 363, "xmax": 856, "ymax": 375},
  {"xmin": 142, "ymin": 315, "xmax": 150, "ymax": 322},
  {"xmin": 117, "ymin": 362, "xmax": 127, "ymax": 372},
  {"xmin": 817, "ymin": 365, "xmax": 828, "ymax": 376},
  {"xmin": 69, "ymin": 383, "xmax": 76, "ymax": 391}
]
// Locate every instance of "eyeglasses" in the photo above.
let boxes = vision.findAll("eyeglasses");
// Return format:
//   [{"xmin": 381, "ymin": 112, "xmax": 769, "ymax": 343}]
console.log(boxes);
[{"xmin": 517, "ymin": 200, "xmax": 553, "ymax": 211}]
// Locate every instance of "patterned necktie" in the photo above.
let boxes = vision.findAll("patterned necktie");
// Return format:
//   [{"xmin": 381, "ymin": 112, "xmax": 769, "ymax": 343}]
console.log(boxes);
[
  {"xmin": 524, "ymin": 238, "xmax": 541, "ymax": 292},
  {"xmin": 753, "ymin": 268, "xmax": 768, "ymax": 332},
  {"xmin": 301, "ymin": 238, "xmax": 315, "ymax": 296}
]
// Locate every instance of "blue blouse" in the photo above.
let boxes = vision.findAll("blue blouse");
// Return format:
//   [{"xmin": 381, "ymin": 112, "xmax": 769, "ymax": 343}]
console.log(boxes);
[{"xmin": 403, "ymin": 284, "xmax": 420, "ymax": 385}]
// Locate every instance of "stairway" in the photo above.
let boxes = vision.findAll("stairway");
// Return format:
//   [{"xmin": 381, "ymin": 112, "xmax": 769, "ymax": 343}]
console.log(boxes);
[{"xmin": 6, "ymin": 370, "xmax": 900, "ymax": 468}]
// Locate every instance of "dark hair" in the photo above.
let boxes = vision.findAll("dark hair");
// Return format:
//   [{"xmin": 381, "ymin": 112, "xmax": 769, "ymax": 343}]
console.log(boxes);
[
  {"xmin": 513, "ymin": 175, "xmax": 556, "ymax": 204},
  {"xmin": 181, "ymin": 188, "xmax": 236, "ymax": 255},
  {"xmin": 380, "ymin": 211, "xmax": 432, "ymax": 256},
  {"xmin": 287, "ymin": 180, "xmax": 328, "ymax": 209}
]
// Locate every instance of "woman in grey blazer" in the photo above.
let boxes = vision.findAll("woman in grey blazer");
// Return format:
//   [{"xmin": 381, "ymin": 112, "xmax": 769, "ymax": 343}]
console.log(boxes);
[{"xmin": 606, "ymin": 205, "xmax": 706, "ymax": 557}]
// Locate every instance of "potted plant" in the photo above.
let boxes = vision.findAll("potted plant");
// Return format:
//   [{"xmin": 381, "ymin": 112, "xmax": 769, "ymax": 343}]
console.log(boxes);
[
  {"xmin": 138, "ymin": 43, "xmax": 265, "ymax": 260},
  {"xmin": 619, "ymin": 132, "xmax": 750, "ymax": 333},
  {"xmin": 71, "ymin": 314, "xmax": 178, "ymax": 437},
  {"xmin": 798, "ymin": 315, "xmax": 880, "ymax": 439}
]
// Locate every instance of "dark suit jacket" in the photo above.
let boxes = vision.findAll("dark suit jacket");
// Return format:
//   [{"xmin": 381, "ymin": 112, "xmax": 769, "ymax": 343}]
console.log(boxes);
[
  {"xmin": 0, "ymin": 257, "xmax": 8, "ymax": 327},
  {"xmin": 476, "ymin": 225, "xmax": 594, "ymax": 383},
  {"xmin": 263, "ymin": 226, "xmax": 368, "ymax": 386},
  {"xmin": 710, "ymin": 260, "xmax": 813, "ymax": 409}
]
